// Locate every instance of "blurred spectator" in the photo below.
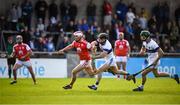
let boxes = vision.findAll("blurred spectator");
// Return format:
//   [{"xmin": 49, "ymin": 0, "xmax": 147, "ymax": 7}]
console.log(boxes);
[
  {"xmin": 76, "ymin": 19, "xmax": 83, "ymax": 31},
  {"xmin": 21, "ymin": 26, "xmax": 31, "ymax": 45},
  {"xmin": 118, "ymin": 21, "xmax": 125, "ymax": 33},
  {"xmin": 45, "ymin": 36, "xmax": 55, "ymax": 52},
  {"xmin": 175, "ymin": 7, "xmax": 180, "ymax": 27},
  {"xmin": 35, "ymin": 0, "xmax": 48, "ymax": 23},
  {"xmin": 21, "ymin": 0, "xmax": 33, "ymax": 30},
  {"xmin": 128, "ymin": 2, "xmax": 136, "ymax": 15},
  {"xmin": 148, "ymin": 15, "xmax": 157, "ymax": 29},
  {"xmin": 55, "ymin": 21, "xmax": 63, "ymax": 32},
  {"xmin": 111, "ymin": 14, "xmax": 119, "ymax": 26},
  {"xmin": 49, "ymin": 0, "xmax": 58, "ymax": 19},
  {"xmin": 17, "ymin": 2, "xmax": 22, "ymax": 19},
  {"xmin": 86, "ymin": 0, "xmax": 96, "ymax": 25},
  {"xmin": 103, "ymin": 0, "xmax": 112, "ymax": 27},
  {"xmin": 81, "ymin": 19, "xmax": 89, "ymax": 32},
  {"xmin": 126, "ymin": 8, "xmax": 135, "ymax": 25},
  {"xmin": 36, "ymin": 18, "xmax": 45, "ymax": 32},
  {"xmin": 115, "ymin": 0, "xmax": 128, "ymax": 22},
  {"xmin": 16, "ymin": 18, "xmax": 25, "ymax": 32},
  {"xmin": 65, "ymin": 20, "xmax": 76, "ymax": 32},
  {"xmin": 8, "ymin": 3, "xmax": 19, "ymax": 30},
  {"xmin": 139, "ymin": 14, "xmax": 148, "ymax": 29},
  {"xmin": 0, "ymin": 15, "xmax": 8, "ymax": 30},
  {"xmin": 169, "ymin": 21, "xmax": 179, "ymax": 46},
  {"xmin": 125, "ymin": 22, "xmax": 134, "ymax": 40},
  {"xmin": 69, "ymin": 2, "xmax": 77, "ymax": 22},
  {"xmin": 162, "ymin": 20, "xmax": 172, "ymax": 35},
  {"xmin": 152, "ymin": 2, "xmax": 164, "ymax": 33},
  {"xmin": 140, "ymin": 8, "xmax": 149, "ymax": 20},
  {"xmin": 47, "ymin": 18, "xmax": 57, "ymax": 32},
  {"xmin": 60, "ymin": 0, "xmax": 69, "ymax": 26}
]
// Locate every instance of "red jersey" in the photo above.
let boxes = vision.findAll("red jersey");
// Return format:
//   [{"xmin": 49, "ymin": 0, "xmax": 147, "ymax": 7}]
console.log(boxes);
[
  {"xmin": 13, "ymin": 43, "xmax": 31, "ymax": 61},
  {"xmin": 115, "ymin": 39, "xmax": 129, "ymax": 56},
  {"xmin": 72, "ymin": 40, "xmax": 91, "ymax": 60}
]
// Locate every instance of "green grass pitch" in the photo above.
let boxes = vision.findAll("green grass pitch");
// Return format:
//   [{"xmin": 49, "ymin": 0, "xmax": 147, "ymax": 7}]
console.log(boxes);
[{"xmin": 0, "ymin": 78, "xmax": 180, "ymax": 104}]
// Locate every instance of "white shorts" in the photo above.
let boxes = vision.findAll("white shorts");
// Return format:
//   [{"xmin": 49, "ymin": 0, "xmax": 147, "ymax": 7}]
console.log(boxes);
[
  {"xmin": 80, "ymin": 60, "xmax": 92, "ymax": 68},
  {"xmin": 116, "ymin": 56, "xmax": 127, "ymax": 62},
  {"xmin": 16, "ymin": 60, "xmax": 32, "ymax": 67},
  {"xmin": 147, "ymin": 58, "xmax": 160, "ymax": 69},
  {"xmin": 104, "ymin": 57, "xmax": 117, "ymax": 67}
]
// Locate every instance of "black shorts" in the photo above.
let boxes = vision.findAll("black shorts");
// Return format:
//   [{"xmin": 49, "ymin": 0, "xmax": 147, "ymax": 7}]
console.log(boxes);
[{"xmin": 7, "ymin": 58, "xmax": 16, "ymax": 65}]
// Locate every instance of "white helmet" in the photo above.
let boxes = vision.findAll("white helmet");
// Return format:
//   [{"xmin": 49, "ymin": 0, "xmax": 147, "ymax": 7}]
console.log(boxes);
[{"xmin": 73, "ymin": 31, "xmax": 83, "ymax": 37}]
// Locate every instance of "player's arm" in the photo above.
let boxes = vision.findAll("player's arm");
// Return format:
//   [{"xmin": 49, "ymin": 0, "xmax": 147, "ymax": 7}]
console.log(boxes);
[
  {"xmin": 58, "ymin": 44, "xmax": 74, "ymax": 54},
  {"xmin": 152, "ymin": 47, "xmax": 164, "ymax": 65},
  {"xmin": 139, "ymin": 46, "xmax": 146, "ymax": 55},
  {"xmin": 92, "ymin": 50, "xmax": 108, "ymax": 59},
  {"xmin": 91, "ymin": 41, "xmax": 98, "ymax": 55},
  {"xmin": 127, "ymin": 41, "xmax": 131, "ymax": 57},
  {"xmin": 10, "ymin": 46, "xmax": 16, "ymax": 58},
  {"xmin": 20, "ymin": 45, "xmax": 32, "ymax": 60}
]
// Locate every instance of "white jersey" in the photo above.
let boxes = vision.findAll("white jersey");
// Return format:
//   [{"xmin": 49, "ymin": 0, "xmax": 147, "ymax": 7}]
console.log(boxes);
[
  {"xmin": 143, "ymin": 39, "xmax": 160, "ymax": 66},
  {"xmin": 99, "ymin": 40, "xmax": 115, "ymax": 61}
]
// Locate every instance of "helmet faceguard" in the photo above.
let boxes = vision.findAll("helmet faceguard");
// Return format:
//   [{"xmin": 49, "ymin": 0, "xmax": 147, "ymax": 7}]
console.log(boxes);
[
  {"xmin": 140, "ymin": 30, "xmax": 150, "ymax": 41},
  {"xmin": 73, "ymin": 31, "xmax": 83, "ymax": 42},
  {"xmin": 97, "ymin": 33, "xmax": 108, "ymax": 45},
  {"xmin": 16, "ymin": 35, "xmax": 23, "ymax": 44}
]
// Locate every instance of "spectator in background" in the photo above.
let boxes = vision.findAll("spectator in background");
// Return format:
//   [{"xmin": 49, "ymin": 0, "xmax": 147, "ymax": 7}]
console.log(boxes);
[
  {"xmin": 152, "ymin": 2, "xmax": 164, "ymax": 33},
  {"xmin": 55, "ymin": 21, "xmax": 63, "ymax": 32},
  {"xmin": 0, "ymin": 15, "xmax": 8, "ymax": 30},
  {"xmin": 69, "ymin": 2, "xmax": 78, "ymax": 22},
  {"xmin": 148, "ymin": 15, "xmax": 157, "ymax": 29},
  {"xmin": 76, "ymin": 19, "xmax": 83, "ymax": 31},
  {"xmin": 60, "ymin": 0, "xmax": 69, "ymax": 26},
  {"xmin": 35, "ymin": 0, "xmax": 48, "ymax": 23},
  {"xmin": 115, "ymin": 0, "xmax": 128, "ymax": 22},
  {"xmin": 81, "ymin": 19, "xmax": 89, "ymax": 32},
  {"xmin": 9, "ymin": 3, "xmax": 19, "ymax": 30},
  {"xmin": 16, "ymin": 2, "xmax": 22, "ymax": 19},
  {"xmin": 86, "ymin": 0, "xmax": 96, "ymax": 25},
  {"xmin": 6, "ymin": 36, "xmax": 16, "ymax": 78},
  {"xmin": 169, "ymin": 21, "xmax": 179, "ymax": 46},
  {"xmin": 139, "ymin": 14, "xmax": 148, "ymax": 29},
  {"xmin": 21, "ymin": 26, "xmax": 31, "ymax": 45},
  {"xmin": 49, "ymin": 0, "xmax": 58, "ymax": 19},
  {"xmin": 21, "ymin": 0, "xmax": 33, "ymax": 30},
  {"xmin": 140, "ymin": 8, "xmax": 149, "ymax": 20},
  {"xmin": 65, "ymin": 20, "xmax": 76, "ymax": 32},
  {"xmin": 36, "ymin": 18, "xmax": 45, "ymax": 32},
  {"xmin": 103, "ymin": 0, "xmax": 112, "ymax": 27},
  {"xmin": 174, "ymin": 7, "xmax": 180, "ymax": 28},
  {"xmin": 128, "ymin": 2, "xmax": 136, "ymax": 15},
  {"xmin": 125, "ymin": 22, "xmax": 134, "ymax": 41},
  {"xmin": 118, "ymin": 21, "xmax": 125, "ymax": 33},
  {"xmin": 126, "ymin": 8, "xmax": 135, "ymax": 25},
  {"xmin": 46, "ymin": 36, "xmax": 55, "ymax": 52},
  {"xmin": 16, "ymin": 18, "xmax": 25, "ymax": 32}
]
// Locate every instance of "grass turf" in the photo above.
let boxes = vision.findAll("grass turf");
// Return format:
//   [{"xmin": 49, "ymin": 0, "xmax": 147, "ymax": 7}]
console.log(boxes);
[{"xmin": 0, "ymin": 78, "xmax": 180, "ymax": 104}]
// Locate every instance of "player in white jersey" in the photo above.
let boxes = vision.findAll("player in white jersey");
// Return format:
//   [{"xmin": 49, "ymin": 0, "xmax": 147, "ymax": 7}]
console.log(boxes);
[
  {"xmin": 133, "ymin": 30, "xmax": 180, "ymax": 91},
  {"xmin": 88, "ymin": 33, "xmax": 133, "ymax": 90}
]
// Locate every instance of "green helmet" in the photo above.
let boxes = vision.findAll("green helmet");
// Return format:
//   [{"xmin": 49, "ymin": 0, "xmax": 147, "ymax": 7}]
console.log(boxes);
[{"xmin": 140, "ymin": 30, "xmax": 150, "ymax": 39}]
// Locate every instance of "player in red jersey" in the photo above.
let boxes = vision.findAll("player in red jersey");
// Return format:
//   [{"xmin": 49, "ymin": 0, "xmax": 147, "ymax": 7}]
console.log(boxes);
[
  {"xmin": 10, "ymin": 35, "xmax": 36, "ymax": 85},
  {"xmin": 114, "ymin": 32, "xmax": 131, "ymax": 79},
  {"xmin": 57, "ymin": 31, "xmax": 95, "ymax": 89}
]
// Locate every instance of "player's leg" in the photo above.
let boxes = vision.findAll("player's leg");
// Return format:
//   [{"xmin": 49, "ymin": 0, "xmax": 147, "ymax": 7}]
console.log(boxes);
[
  {"xmin": 27, "ymin": 66, "xmax": 37, "ymax": 84},
  {"xmin": 23, "ymin": 61, "xmax": 36, "ymax": 84},
  {"xmin": 133, "ymin": 68, "xmax": 153, "ymax": 91},
  {"xmin": 10, "ymin": 62, "xmax": 22, "ymax": 84},
  {"xmin": 122, "ymin": 62, "xmax": 127, "ymax": 79},
  {"xmin": 116, "ymin": 62, "xmax": 122, "ymax": 78},
  {"xmin": 152, "ymin": 69, "xmax": 179, "ymax": 84},
  {"xmin": 63, "ymin": 64, "xmax": 84, "ymax": 89}
]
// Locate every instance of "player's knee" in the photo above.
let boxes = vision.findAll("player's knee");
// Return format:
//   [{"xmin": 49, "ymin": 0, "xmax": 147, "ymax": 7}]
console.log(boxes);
[{"xmin": 142, "ymin": 72, "xmax": 147, "ymax": 77}]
